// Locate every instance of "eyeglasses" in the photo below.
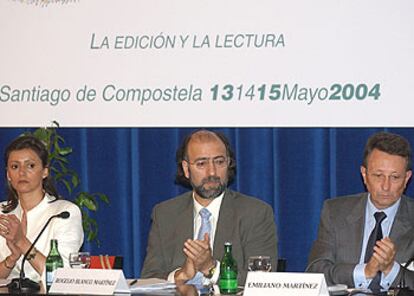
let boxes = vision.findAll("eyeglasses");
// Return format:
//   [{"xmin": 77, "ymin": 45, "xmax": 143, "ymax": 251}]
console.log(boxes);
[{"xmin": 185, "ymin": 156, "xmax": 229, "ymax": 170}]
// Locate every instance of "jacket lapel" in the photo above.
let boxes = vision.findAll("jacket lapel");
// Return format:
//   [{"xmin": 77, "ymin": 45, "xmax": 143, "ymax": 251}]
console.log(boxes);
[
  {"xmin": 389, "ymin": 196, "xmax": 413, "ymax": 253},
  {"xmin": 345, "ymin": 193, "xmax": 367, "ymax": 261},
  {"xmin": 172, "ymin": 193, "xmax": 194, "ymax": 266},
  {"xmin": 213, "ymin": 190, "xmax": 235, "ymax": 259}
]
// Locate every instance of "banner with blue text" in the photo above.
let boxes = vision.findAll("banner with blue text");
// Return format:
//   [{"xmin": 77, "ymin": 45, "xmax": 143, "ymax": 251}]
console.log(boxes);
[{"xmin": 0, "ymin": 0, "xmax": 412, "ymax": 127}]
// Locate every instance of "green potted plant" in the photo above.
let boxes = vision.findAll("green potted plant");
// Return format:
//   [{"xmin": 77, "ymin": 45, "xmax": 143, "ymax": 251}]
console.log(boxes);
[{"xmin": 25, "ymin": 121, "xmax": 109, "ymax": 245}]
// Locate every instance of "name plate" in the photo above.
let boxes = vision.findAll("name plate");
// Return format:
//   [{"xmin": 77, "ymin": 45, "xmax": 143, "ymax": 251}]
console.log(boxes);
[
  {"xmin": 244, "ymin": 272, "xmax": 329, "ymax": 296},
  {"xmin": 49, "ymin": 268, "xmax": 129, "ymax": 295}
]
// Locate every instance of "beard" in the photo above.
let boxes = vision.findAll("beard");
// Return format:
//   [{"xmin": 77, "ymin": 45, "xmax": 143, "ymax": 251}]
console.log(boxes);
[{"xmin": 191, "ymin": 175, "xmax": 227, "ymax": 200}]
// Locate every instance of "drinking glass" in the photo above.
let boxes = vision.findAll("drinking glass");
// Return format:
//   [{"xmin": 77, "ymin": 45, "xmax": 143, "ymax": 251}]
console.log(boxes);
[
  {"xmin": 69, "ymin": 252, "xmax": 91, "ymax": 269},
  {"xmin": 248, "ymin": 256, "xmax": 272, "ymax": 272}
]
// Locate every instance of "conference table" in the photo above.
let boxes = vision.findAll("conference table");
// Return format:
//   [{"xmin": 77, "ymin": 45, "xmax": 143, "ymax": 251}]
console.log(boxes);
[
  {"xmin": 1, "ymin": 281, "xmax": 402, "ymax": 295},
  {"xmin": 0, "ymin": 282, "xmax": 233, "ymax": 296},
  {"xmin": 0, "ymin": 286, "xmax": 401, "ymax": 296}
]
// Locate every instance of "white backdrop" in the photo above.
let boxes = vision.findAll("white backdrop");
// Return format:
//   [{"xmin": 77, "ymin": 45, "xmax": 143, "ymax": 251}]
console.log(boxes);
[{"xmin": 0, "ymin": 0, "xmax": 413, "ymax": 127}]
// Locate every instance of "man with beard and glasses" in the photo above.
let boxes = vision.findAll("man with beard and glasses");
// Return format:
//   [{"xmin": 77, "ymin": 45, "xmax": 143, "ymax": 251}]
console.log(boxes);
[{"xmin": 141, "ymin": 130, "xmax": 278, "ymax": 286}]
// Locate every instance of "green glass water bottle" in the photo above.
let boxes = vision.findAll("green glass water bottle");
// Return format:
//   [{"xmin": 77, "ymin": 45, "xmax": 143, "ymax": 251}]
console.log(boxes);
[
  {"xmin": 45, "ymin": 239, "xmax": 64, "ymax": 290},
  {"xmin": 219, "ymin": 242, "xmax": 238, "ymax": 294}
]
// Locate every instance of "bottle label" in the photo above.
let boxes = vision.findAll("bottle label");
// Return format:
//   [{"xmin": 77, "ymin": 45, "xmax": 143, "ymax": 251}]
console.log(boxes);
[
  {"xmin": 46, "ymin": 270, "xmax": 55, "ymax": 286},
  {"xmin": 219, "ymin": 278, "xmax": 238, "ymax": 289}
]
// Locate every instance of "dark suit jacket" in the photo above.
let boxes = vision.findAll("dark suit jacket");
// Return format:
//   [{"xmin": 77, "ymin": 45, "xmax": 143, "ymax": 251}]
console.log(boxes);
[
  {"xmin": 307, "ymin": 193, "xmax": 414, "ymax": 289},
  {"xmin": 141, "ymin": 190, "xmax": 278, "ymax": 284}
]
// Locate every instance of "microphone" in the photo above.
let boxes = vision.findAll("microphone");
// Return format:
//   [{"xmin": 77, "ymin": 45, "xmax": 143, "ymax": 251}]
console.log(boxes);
[
  {"xmin": 396, "ymin": 256, "xmax": 414, "ymax": 296},
  {"xmin": 7, "ymin": 211, "xmax": 70, "ymax": 293},
  {"xmin": 56, "ymin": 211, "xmax": 70, "ymax": 219}
]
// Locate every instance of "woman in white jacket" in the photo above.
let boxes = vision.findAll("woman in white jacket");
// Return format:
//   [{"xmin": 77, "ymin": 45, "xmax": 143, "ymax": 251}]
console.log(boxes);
[{"xmin": 0, "ymin": 135, "xmax": 84, "ymax": 282}]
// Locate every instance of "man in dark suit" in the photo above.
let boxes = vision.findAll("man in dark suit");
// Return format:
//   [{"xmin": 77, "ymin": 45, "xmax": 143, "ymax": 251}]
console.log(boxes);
[
  {"xmin": 307, "ymin": 132, "xmax": 414, "ymax": 292},
  {"xmin": 141, "ymin": 130, "xmax": 278, "ymax": 285}
]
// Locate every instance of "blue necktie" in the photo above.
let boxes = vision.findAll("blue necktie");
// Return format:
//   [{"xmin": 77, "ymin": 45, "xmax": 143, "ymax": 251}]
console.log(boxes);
[
  {"xmin": 187, "ymin": 208, "xmax": 212, "ymax": 286},
  {"xmin": 365, "ymin": 211, "xmax": 387, "ymax": 293},
  {"xmin": 197, "ymin": 208, "xmax": 212, "ymax": 240}
]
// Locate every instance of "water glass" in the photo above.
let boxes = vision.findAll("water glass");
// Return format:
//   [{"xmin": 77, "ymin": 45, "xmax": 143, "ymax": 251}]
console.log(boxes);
[
  {"xmin": 69, "ymin": 252, "xmax": 91, "ymax": 269},
  {"xmin": 248, "ymin": 256, "xmax": 272, "ymax": 272}
]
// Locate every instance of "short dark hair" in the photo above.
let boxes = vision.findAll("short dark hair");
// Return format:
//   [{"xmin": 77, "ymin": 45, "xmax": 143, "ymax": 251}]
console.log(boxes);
[
  {"xmin": 362, "ymin": 131, "xmax": 412, "ymax": 171},
  {"xmin": 3, "ymin": 135, "xmax": 59, "ymax": 213},
  {"xmin": 175, "ymin": 129, "xmax": 236, "ymax": 188}
]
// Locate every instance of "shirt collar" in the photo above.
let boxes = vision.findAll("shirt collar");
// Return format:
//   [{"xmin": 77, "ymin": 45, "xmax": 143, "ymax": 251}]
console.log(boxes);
[
  {"xmin": 366, "ymin": 193, "xmax": 401, "ymax": 219},
  {"xmin": 193, "ymin": 191, "xmax": 224, "ymax": 220},
  {"xmin": 16, "ymin": 192, "xmax": 54, "ymax": 218}
]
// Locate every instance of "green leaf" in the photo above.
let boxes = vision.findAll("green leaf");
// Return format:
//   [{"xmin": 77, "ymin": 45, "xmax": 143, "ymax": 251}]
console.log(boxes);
[
  {"xmin": 72, "ymin": 175, "xmax": 79, "ymax": 188},
  {"xmin": 97, "ymin": 193, "xmax": 110, "ymax": 204},
  {"xmin": 61, "ymin": 179, "xmax": 72, "ymax": 194},
  {"xmin": 30, "ymin": 123, "xmax": 109, "ymax": 246},
  {"xmin": 82, "ymin": 198, "xmax": 97, "ymax": 211},
  {"xmin": 59, "ymin": 147, "xmax": 73, "ymax": 156},
  {"xmin": 33, "ymin": 128, "xmax": 49, "ymax": 142},
  {"xmin": 87, "ymin": 231, "xmax": 98, "ymax": 242},
  {"xmin": 54, "ymin": 155, "xmax": 68, "ymax": 164}
]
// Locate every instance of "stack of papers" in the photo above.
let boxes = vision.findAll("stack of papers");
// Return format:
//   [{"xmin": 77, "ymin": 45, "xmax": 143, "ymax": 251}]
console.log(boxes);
[{"xmin": 129, "ymin": 278, "xmax": 176, "ymax": 295}]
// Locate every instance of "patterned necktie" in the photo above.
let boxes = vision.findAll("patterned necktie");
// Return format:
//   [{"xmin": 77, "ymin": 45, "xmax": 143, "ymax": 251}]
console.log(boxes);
[
  {"xmin": 187, "ymin": 208, "xmax": 212, "ymax": 286},
  {"xmin": 197, "ymin": 208, "xmax": 212, "ymax": 240},
  {"xmin": 365, "ymin": 211, "xmax": 387, "ymax": 293}
]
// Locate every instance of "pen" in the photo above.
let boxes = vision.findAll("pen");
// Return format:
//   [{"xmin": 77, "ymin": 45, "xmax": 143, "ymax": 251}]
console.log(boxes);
[{"xmin": 129, "ymin": 279, "xmax": 138, "ymax": 286}]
